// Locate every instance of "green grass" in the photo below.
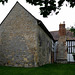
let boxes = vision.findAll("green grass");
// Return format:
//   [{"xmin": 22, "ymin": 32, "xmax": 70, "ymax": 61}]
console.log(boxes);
[{"xmin": 0, "ymin": 64, "xmax": 75, "ymax": 75}]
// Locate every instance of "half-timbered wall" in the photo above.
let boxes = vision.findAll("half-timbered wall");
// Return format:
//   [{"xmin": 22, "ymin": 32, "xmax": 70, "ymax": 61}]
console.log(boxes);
[{"xmin": 67, "ymin": 40, "xmax": 75, "ymax": 62}]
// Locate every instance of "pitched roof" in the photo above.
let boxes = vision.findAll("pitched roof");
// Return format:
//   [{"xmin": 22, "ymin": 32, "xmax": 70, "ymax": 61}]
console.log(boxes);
[
  {"xmin": 0, "ymin": 2, "xmax": 54, "ymax": 42},
  {"xmin": 50, "ymin": 30, "xmax": 75, "ymax": 41},
  {"xmin": 37, "ymin": 20, "xmax": 55, "ymax": 42}
]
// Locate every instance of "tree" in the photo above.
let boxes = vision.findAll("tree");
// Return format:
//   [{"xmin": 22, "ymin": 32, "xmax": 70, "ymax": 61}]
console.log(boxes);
[
  {"xmin": 70, "ymin": 26, "xmax": 75, "ymax": 36},
  {"xmin": 0, "ymin": 0, "xmax": 8, "ymax": 4},
  {"xmin": 26, "ymin": 0, "xmax": 75, "ymax": 17},
  {"xmin": 0, "ymin": 0, "xmax": 75, "ymax": 17}
]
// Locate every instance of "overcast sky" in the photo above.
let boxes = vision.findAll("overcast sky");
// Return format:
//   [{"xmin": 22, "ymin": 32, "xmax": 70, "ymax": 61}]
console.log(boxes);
[{"xmin": 0, "ymin": 0, "xmax": 75, "ymax": 31}]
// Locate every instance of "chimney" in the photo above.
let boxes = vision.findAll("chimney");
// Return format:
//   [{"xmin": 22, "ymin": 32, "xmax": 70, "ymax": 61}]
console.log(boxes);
[
  {"xmin": 59, "ymin": 23, "xmax": 66, "ymax": 36},
  {"xmin": 56, "ymin": 22, "xmax": 67, "ymax": 63}
]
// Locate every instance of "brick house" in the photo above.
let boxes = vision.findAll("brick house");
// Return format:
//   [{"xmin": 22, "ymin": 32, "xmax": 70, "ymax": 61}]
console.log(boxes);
[{"xmin": 0, "ymin": 2, "xmax": 55, "ymax": 67}]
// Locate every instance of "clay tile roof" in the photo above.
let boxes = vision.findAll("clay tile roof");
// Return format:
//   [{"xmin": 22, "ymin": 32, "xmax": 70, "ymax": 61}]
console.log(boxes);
[{"xmin": 50, "ymin": 30, "xmax": 75, "ymax": 41}]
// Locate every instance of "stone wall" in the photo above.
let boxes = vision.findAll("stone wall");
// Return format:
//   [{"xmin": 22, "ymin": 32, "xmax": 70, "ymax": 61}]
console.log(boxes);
[
  {"xmin": 0, "ymin": 2, "xmax": 53, "ymax": 67},
  {"xmin": 37, "ymin": 25, "xmax": 52, "ymax": 66},
  {"xmin": 0, "ymin": 2, "xmax": 38, "ymax": 67},
  {"xmin": 56, "ymin": 23, "xmax": 67, "ymax": 63},
  {"xmin": 56, "ymin": 36, "xmax": 67, "ymax": 63}
]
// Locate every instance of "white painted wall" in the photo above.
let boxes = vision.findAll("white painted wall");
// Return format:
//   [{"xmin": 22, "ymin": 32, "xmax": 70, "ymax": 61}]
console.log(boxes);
[{"xmin": 67, "ymin": 54, "xmax": 74, "ymax": 62}]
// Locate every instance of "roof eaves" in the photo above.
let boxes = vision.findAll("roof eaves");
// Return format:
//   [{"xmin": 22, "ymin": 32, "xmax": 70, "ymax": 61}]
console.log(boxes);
[{"xmin": 37, "ymin": 20, "xmax": 55, "ymax": 42}]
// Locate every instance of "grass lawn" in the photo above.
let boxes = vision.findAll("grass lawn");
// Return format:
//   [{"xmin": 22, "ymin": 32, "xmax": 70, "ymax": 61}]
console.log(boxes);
[{"xmin": 0, "ymin": 64, "xmax": 75, "ymax": 75}]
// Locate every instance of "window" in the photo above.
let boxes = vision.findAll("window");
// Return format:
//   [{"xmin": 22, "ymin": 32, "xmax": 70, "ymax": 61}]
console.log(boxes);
[{"xmin": 67, "ymin": 41, "xmax": 75, "ymax": 54}]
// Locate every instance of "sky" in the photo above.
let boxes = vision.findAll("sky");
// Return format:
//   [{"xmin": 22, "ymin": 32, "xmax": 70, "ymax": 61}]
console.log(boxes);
[{"xmin": 0, "ymin": 0, "xmax": 75, "ymax": 31}]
